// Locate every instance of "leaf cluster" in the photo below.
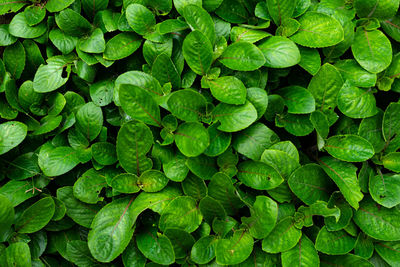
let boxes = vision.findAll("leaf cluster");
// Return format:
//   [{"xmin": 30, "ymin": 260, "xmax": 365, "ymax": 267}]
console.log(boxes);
[{"xmin": 0, "ymin": 0, "xmax": 400, "ymax": 266}]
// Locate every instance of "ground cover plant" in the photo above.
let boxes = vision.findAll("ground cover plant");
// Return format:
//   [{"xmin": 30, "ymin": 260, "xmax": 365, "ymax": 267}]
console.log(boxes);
[{"xmin": 1, "ymin": 0, "xmax": 400, "ymax": 266}]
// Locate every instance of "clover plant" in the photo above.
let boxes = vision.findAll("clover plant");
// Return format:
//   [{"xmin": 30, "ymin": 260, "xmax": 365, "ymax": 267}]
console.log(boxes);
[{"xmin": 0, "ymin": 0, "xmax": 400, "ymax": 266}]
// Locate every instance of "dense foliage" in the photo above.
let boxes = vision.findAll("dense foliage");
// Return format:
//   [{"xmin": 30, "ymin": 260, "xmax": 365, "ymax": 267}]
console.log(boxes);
[{"xmin": 0, "ymin": 0, "xmax": 400, "ymax": 266}]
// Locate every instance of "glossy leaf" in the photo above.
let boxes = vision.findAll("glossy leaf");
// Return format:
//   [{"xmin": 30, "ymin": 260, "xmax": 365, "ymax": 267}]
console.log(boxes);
[
  {"xmin": 290, "ymin": 12, "xmax": 344, "ymax": 48},
  {"xmin": 182, "ymin": 30, "xmax": 213, "ymax": 75},
  {"xmin": 318, "ymin": 156, "xmax": 363, "ymax": 209},
  {"xmin": 351, "ymin": 28, "xmax": 392, "ymax": 73},
  {"xmin": 0, "ymin": 121, "xmax": 27, "ymax": 155},
  {"xmin": 259, "ymin": 36, "xmax": 301, "ymax": 68},
  {"xmin": 219, "ymin": 42, "xmax": 266, "ymax": 71},
  {"xmin": 325, "ymin": 135, "xmax": 375, "ymax": 162}
]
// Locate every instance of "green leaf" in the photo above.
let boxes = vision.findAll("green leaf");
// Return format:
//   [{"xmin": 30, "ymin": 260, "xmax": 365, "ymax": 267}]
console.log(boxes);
[
  {"xmin": 182, "ymin": 30, "xmax": 213, "ymax": 75},
  {"xmin": 3, "ymin": 40, "xmax": 25, "ymax": 80},
  {"xmin": 358, "ymin": 111, "xmax": 386, "ymax": 153},
  {"xmin": 183, "ymin": 5, "xmax": 215, "ymax": 44},
  {"xmin": 208, "ymin": 76, "xmax": 247, "ymax": 105},
  {"xmin": 382, "ymin": 152, "xmax": 400, "ymax": 172},
  {"xmin": 33, "ymin": 55, "xmax": 74, "ymax": 93},
  {"xmin": 76, "ymin": 102, "xmax": 103, "ymax": 141},
  {"xmin": 91, "ymin": 142, "xmax": 117, "ymax": 165},
  {"xmin": 5, "ymin": 242, "xmax": 31, "ymax": 267},
  {"xmin": 46, "ymin": 0, "xmax": 75, "ymax": 12},
  {"xmin": 167, "ymin": 89, "xmax": 207, "ymax": 122},
  {"xmin": 191, "ymin": 235, "xmax": 217, "ymax": 264},
  {"xmin": 382, "ymin": 14, "xmax": 400, "ymax": 42},
  {"xmin": 277, "ymin": 86, "xmax": 315, "ymax": 114},
  {"xmin": 278, "ymin": 113, "xmax": 315, "ymax": 137},
  {"xmin": 375, "ymin": 241, "xmax": 400, "ymax": 266},
  {"xmin": 290, "ymin": 12, "xmax": 344, "ymax": 48},
  {"xmin": 173, "ymin": 0, "xmax": 202, "ymax": 15},
  {"xmin": 204, "ymin": 123, "xmax": 231, "ymax": 157},
  {"xmin": 315, "ymin": 226, "xmax": 356, "ymax": 255},
  {"xmin": 122, "ymin": 241, "xmax": 146, "ymax": 267},
  {"xmin": 157, "ymin": 19, "xmax": 189, "ymax": 34},
  {"xmin": 9, "ymin": 12, "xmax": 46, "ymax": 39},
  {"xmin": 129, "ymin": 186, "xmax": 181, "ymax": 224},
  {"xmin": 369, "ymin": 173, "xmax": 400, "ymax": 208},
  {"xmin": 138, "ymin": 170, "xmax": 169, "ymax": 192},
  {"xmin": 152, "ymin": 53, "xmax": 181, "ymax": 89},
  {"xmin": 55, "ymin": 9, "xmax": 92, "ymax": 37},
  {"xmin": 104, "ymin": 32, "xmax": 142, "ymax": 60},
  {"xmin": 262, "ymin": 217, "xmax": 302, "ymax": 253},
  {"xmin": 337, "ymin": 82, "xmax": 378, "ymax": 119},
  {"xmin": 318, "ymin": 156, "xmax": 363, "ymax": 209},
  {"xmin": 258, "ymin": 36, "xmax": 301, "ymax": 68},
  {"xmin": 335, "ymin": 59, "xmax": 377, "ymax": 88},
  {"xmin": 136, "ymin": 226, "xmax": 175, "ymax": 265},
  {"xmin": 66, "ymin": 240, "xmax": 98, "ymax": 267},
  {"xmin": 163, "ymin": 151, "xmax": 189, "ymax": 182},
  {"xmin": 242, "ymin": 196, "xmax": 278, "ymax": 239},
  {"xmin": 0, "ymin": 24, "xmax": 17, "ymax": 46},
  {"xmin": 325, "ymin": 134, "xmax": 375, "ymax": 162},
  {"xmin": 354, "ymin": 196, "xmax": 400, "ymax": 241},
  {"xmin": 383, "ymin": 103, "xmax": 400, "ymax": 141},
  {"xmin": 186, "ymin": 154, "xmax": 218, "ymax": 180},
  {"xmin": 119, "ymin": 84, "xmax": 161, "ymax": 127},
  {"xmin": 0, "ymin": 121, "xmax": 27, "ymax": 155},
  {"xmin": 15, "ymin": 197, "xmax": 55, "ymax": 233},
  {"xmin": 219, "ymin": 42, "xmax": 266, "ymax": 71},
  {"xmin": 175, "ymin": 122, "xmax": 209, "ymax": 157},
  {"xmin": 24, "ymin": 5, "xmax": 46, "ymax": 26},
  {"xmin": 266, "ymin": 0, "xmax": 296, "ymax": 26},
  {"xmin": 288, "ymin": 164, "xmax": 334, "ymax": 205},
  {"xmin": 246, "ymin": 87, "xmax": 269, "ymax": 120},
  {"xmin": 353, "ymin": 0, "xmax": 400, "ymax": 20},
  {"xmin": 215, "ymin": 0, "xmax": 248, "ymax": 23},
  {"xmin": 298, "ymin": 46, "xmax": 321, "ymax": 75},
  {"xmin": 0, "ymin": 194, "xmax": 14, "ymax": 241},
  {"xmin": 57, "ymin": 186, "xmax": 102, "ymax": 228},
  {"xmin": 310, "ymin": 110, "xmax": 330, "ymax": 139},
  {"xmin": 199, "ymin": 196, "xmax": 226, "ymax": 223},
  {"xmin": 233, "ymin": 123, "xmax": 279, "ymax": 160},
  {"xmin": 115, "ymin": 70, "xmax": 164, "ymax": 105},
  {"xmin": 73, "ymin": 168, "xmax": 106, "ymax": 204},
  {"xmin": 0, "ymin": 0, "xmax": 27, "ymax": 15},
  {"xmin": 88, "ymin": 197, "xmax": 136, "ymax": 262},
  {"xmin": 164, "ymin": 228, "xmax": 195, "ymax": 259},
  {"xmin": 351, "ymin": 28, "xmax": 392, "ymax": 73},
  {"xmin": 320, "ymin": 254, "xmax": 373, "ymax": 267},
  {"xmin": 0, "ymin": 180, "xmax": 38, "ymax": 207},
  {"xmin": 38, "ymin": 144, "xmax": 80, "ymax": 177},
  {"xmin": 117, "ymin": 121, "xmax": 153, "ymax": 175},
  {"xmin": 216, "ymin": 229, "xmax": 254, "ymax": 265},
  {"xmin": 237, "ymin": 160, "xmax": 283, "ymax": 190},
  {"xmin": 213, "ymin": 101, "xmax": 258, "ymax": 132},
  {"xmin": 159, "ymin": 196, "xmax": 202, "ymax": 232},
  {"xmin": 126, "ymin": 4, "xmax": 156, "ymax": 35},
  {"xmin": 90, "ymin": 79, "xmax": 114, "ymax": 107},
  {"xmin": 82, "ymin": 0, "xmax": 109, "ymax": 18},
  {"xmin": 181, "ymin": 173, "xmax": 207, "ymax": 199},
  {"xmin": 261, "ymin": 149, "xmax": 300, "ymax": 178},
  {"xmin": 308, "ymin": 63, "xmax": 344, "ymax": 112},
  {"xmin": 281, "ymin": 235, "xmax": 320, "ymax": 267},
  {"xmin": 111, "ymin": 173, "xmax": 140, "ymax": 194},
  {"xmin": 208, "ymin": 172, "xmax": 243, "ymax": 215},
  {"xmin": 49, "ymin": 29, "xmax": 78, "ymax": 55},
  {"xmin": 78, "ymin": 28, "xmax": 106, "ymax": 53},
  {"xmin": 230, "ymin": 26, "xmax": 271, "ymax": 43}
]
